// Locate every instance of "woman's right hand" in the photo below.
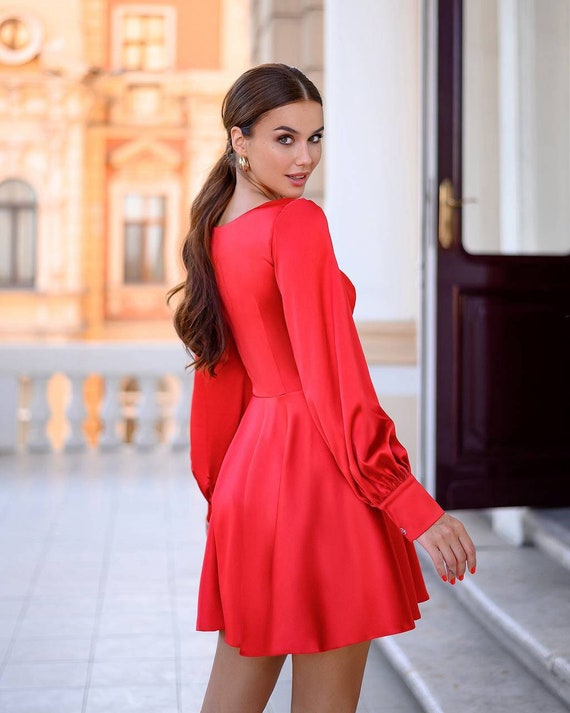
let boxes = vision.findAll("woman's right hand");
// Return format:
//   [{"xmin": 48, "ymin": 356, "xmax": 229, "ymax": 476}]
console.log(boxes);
[{"xmin": 416, "ymin": 513, "xmax": 477, "ymax": 584}]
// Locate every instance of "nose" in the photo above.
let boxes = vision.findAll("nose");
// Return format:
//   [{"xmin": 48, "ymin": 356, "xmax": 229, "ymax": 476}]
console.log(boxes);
[{"xmin": 295, "ymin": 142, "xmax": 312, "ymax": 167}]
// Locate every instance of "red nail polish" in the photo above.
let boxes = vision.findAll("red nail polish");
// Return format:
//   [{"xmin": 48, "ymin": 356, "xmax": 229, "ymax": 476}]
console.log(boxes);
[
  {"xmin": 450, "ymin": 578, "xmax": 456, "ymax": 585},
  {"xmin": 470, "ymin": 566, "xmax": 477, "ymax": 575},
  {"xmin": 459, "ymin": 574, "xmax": 464, "ymax": 581},
  {"xmin": 441, "ymin": 574, "xmax": 447, "ymax": 582}
]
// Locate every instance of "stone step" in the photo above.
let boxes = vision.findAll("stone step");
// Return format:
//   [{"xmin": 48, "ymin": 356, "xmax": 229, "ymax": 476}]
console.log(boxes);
[
  {"xmin": 524, "ymin": 508, "xmax": 570, "ymax": 573},
  {"xmin": 374, "ymin": 510, "xmax": 570, "ymax": 713}
]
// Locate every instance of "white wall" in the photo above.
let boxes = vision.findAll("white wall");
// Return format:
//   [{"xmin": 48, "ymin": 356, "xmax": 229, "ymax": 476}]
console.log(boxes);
[{"xmin": 324, "ymin": 0, "xmax": 421, "ymax": 322}]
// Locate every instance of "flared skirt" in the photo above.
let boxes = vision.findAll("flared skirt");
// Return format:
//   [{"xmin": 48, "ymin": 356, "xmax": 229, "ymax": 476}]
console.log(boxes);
[{"xmin": 196, "ymin": 391, "xmax": 428, "ymax": 657}]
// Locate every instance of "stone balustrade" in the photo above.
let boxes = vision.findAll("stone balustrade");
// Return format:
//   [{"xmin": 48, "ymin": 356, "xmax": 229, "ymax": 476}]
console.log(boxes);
[{"xmin": 0, "ymin": 343, "xmax": 193, "ymax": 454}]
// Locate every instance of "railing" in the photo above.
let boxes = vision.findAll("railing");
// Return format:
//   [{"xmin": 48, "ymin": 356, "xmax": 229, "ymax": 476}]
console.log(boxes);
[{"xmin": 0, "ymin": 343, "xmax": 193, "ymax": 454}]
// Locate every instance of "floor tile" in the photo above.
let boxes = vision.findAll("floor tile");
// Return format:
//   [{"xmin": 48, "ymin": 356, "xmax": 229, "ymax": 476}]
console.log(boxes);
[
  {"xmin": 267, "ymin": 679, "xmax": 291, "ymax": 712},
  {"xmin": 101, "ymin": 594, "xmax": 172, "ymax": 610},
  {"xmin": 23, "ymin": 597, "xmax": 98, "ymax": 620},
  {"xmin": 17, "ymin": 613, "xmax": 95, "ymax": 639},
  {"xmin": 0, "ymin": 687, "xmax": 84, "ymax": 713},
  {"xmin": 90, "ymin": 658, "xmax": 176, "ymax": 687},
  {"xmin": 178, "ymin": 631, "xmax": 216, "ymax": 661},
  {"xmin": 0, "ymin": 637, "xmax": 12, "ymax": 661},
  {"xmin": 0, "ymin": 617, "xmax": 18, "ymax": 639},
  {"xmin": 93, "ymin": 634, "xmax": 176, "ymax": 661},
  {"xmin": 97, "ymin": 609, "xmax": 173, "ymax": 637},
  {"xmin": 84, "ymin": 684, "xmax": 178, "ymax": 712},
  {"xmin": 0, "ymin": 660, "xmax": 89, "ymax": 689},
  {"xmin": 8, "ymin": 636, "xmax": 92, "ymax": 662},
  {"xmin": 31, "ymin": 578, "xmax": 101, "ymax": 599},
  {"xmin": 0, "ymin": 599, "xmax": 25, "ymax": 621},
  {"xmin": 103, "ymin": 579, "xmax": 170, "ymax": 598},
  {"xmin": 179, "ymin": 656, "xmax": 214, "ymax": 684},
  {"xmin": 0, "ymin": 576, "xmax": 34, "ymax": 598},
  {"xmin": 180, "ymin": 682, "xmax": 208, "ymax": 713}
]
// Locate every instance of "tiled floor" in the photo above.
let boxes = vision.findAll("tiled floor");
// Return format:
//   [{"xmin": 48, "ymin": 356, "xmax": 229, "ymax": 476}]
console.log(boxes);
[{"xmin": 0, "ymin": 450, "xmax": 421, "ymax": 713}]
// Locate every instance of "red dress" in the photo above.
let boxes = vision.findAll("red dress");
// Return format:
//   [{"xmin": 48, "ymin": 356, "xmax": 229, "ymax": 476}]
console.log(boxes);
[{"xmin": 190, "ymin": 198, "xmax": 444, "ymax": 656}]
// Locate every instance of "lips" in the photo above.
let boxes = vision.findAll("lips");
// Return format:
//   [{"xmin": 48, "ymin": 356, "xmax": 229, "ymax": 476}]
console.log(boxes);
[{"xmin": 286, "ymin": 173, "xmax": 308, "ymax": 185}]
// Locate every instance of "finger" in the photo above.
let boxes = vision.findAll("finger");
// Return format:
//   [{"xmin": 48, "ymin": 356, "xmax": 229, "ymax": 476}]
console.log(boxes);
[
  {"xmin": 426, "ymin": 545, "xmax": 455, "ymax": 584},
  {"xmin": 438, "ymin": 543, "xmax": 459, "ymax": 584},
  {"xmin": 445, "ymin": 519, "xmax": 476, "ymax": 580},
  {"xmin": 423, "ymin": 543, "xmax": 448, "ymax": 582},
  {"xmin": 417, "ymin": 532, "xmax": 457, "ymax": 583},
  {"xmin": 445, "ymin": 562, "xmax": 455, "ymax": 583},
  {"xmin": 459, "ymin": 533, "xmax": 477, "ymax": 574},
  {"xmin": 449, "ymin": 540, "xmax": 468, "ymax": 580},
  {"xmin": 439, "ymin": 534, "xmax": 466, "ymax": 584}
]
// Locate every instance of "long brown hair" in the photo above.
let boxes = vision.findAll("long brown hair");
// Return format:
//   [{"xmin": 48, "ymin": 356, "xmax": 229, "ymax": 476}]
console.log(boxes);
[{"xmin": 168, "ymin": 64, "xmax": 322, "ymax": 374}]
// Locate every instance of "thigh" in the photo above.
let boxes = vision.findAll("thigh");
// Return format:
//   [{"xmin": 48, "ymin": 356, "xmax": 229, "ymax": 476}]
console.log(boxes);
[
  {"xmin": 291, "ymin": 640, "xmax": 371, "ymax": 713},
  {"xmin": 201, "ymin": 632, "xmax": 287, "ymax": 713}
]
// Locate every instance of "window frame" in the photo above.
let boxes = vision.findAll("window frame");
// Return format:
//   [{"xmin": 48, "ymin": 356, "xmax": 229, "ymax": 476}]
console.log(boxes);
[
  {"xmin": 0, "ymin": 178, "xmax": 37, "ymax": 290},
  {"xmin": 123, "ymin": 193, "xmax": 167, "ymax": 285},
  {"xmin": 108, "ymin": 178, "xmax": 180, "ymax": 293},
  {"xmin": 112, "ymin": 4, "xmax": 176, "ymax": 72}
]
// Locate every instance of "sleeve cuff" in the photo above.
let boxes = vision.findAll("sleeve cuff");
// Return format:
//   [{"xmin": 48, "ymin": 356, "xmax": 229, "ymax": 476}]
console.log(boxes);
[{"xmin": 380, "ymin": 476, "xmax": 444, "ymax": 541}]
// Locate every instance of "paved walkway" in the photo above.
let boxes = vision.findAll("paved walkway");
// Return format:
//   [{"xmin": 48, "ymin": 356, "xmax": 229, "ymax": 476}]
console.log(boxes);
[{"xmin": 0, "ymin": 451, "xmax": 420, "ymax": 713}]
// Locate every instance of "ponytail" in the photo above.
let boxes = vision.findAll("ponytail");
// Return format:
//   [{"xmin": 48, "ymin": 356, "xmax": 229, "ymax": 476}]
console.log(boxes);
[{"xmin": 168, "ymin": 149, "xmax": 235, "ymax": 374}]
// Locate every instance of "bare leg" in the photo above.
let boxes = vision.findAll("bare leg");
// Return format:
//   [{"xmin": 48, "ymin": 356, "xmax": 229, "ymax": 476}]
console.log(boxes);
[
  {"xmin": 200, "ymin": 631, "xmax": 287, "ymax": 713},
  {"xmin": 290, "ymin": 640, "xmax": 371, "ymax": 713}
]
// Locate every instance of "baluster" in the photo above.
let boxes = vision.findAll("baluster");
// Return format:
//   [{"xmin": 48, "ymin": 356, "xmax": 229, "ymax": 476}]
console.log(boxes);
[
  {"xmin": 27, "ymin": 375, "xmax": 52, "ymax": 453},
  {"xmin": 99, "ymin": 375, "xmax": 123, "ymax": 451},
  {"xmin": 65, "ymin": 374, "xmax": 87, "ymax": 452},
  {"xmin": 171, "ymin": 374, "xmax": 193, "ymax": 450},
  {"xmin": 0, "ymin": 375, "xmax": 18, "ymax": 453},
  {"xmin": 134, "ymin": 375, "xmax": 159, "ymax": 450}
]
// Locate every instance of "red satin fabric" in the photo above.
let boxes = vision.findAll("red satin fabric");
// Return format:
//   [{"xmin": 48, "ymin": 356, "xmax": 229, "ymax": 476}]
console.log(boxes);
[{"xmin": 190, "ymin": 198, "xmax": 444, "ymax": 656}]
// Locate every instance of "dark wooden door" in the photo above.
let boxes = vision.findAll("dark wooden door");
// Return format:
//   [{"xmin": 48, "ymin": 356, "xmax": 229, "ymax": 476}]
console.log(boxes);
[{"xmin": 436, "ymin": 0, "xmax": 570, "ymax": 509}]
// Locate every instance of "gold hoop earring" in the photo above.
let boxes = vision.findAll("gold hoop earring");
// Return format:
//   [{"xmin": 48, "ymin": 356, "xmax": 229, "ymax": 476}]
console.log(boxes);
[{"xmin": 238, "ymin": 155, "xmax": 250, "ymax": 173}]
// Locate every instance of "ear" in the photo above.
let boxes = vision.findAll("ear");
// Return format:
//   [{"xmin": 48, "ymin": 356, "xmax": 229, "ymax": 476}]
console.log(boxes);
[{"xmin": 230, "ymin": 126, "xmax": 248, "ymax": 156}]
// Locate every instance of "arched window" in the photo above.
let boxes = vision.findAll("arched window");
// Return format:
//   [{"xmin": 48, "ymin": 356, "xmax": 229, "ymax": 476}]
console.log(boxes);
[{"xmin": 0, "ymin": 179, "xmax": 37, "ymax": 288}]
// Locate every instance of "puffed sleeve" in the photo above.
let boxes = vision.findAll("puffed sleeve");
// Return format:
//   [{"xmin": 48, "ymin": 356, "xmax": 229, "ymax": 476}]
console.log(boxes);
[
  {"xmin": 272, "ymin": 199, "xmax": 444, "ymax": 541},
  {"xmin": 190, "ymin": 333, "xmax": 252, "ymax": 520}
]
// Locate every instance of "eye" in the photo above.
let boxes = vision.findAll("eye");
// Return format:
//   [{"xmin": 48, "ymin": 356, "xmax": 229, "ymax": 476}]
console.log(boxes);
[
  {"xmin": 277, "ymin": 134, "xmax": 294, "ymax": 145},
  {"xmin": 309, "ymin": 133, "xmax": 323, "ymax": 144}
]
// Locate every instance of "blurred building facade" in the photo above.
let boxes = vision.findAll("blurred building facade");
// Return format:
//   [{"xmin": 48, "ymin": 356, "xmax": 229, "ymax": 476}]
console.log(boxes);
[{"xmin": 0, "ymin": 0, "xmax": 249, "ymax": 340}]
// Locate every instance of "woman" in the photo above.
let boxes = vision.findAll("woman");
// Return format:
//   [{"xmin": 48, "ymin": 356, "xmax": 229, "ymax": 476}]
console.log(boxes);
[{"xmin": 170, "ymin": 64, "xmax": 476, "ymax": 713}]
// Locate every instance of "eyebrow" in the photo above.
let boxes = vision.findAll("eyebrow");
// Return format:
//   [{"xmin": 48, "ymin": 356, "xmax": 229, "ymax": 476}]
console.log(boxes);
[{"xmin": 273, "ymin": 125, "xmax": 325, "ymax": 134}]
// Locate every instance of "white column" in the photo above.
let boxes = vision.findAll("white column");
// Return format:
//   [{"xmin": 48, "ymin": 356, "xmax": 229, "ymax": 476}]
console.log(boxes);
[{"xmin": 324, "ymin": 0, "xmax": 421, "ymax": 322}]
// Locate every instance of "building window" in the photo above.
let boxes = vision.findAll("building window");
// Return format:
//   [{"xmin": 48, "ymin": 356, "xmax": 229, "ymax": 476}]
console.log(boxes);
[
  {"xmin": 0, "ymin": 179, "xmax": 36, "ymax": 288},
  {"xmin": 114, "ymin": 5, "xmax": 176, "ymax": 71},
  {"xmin": 123, "ymin": 193, "xmax": 165, "ymax": 283}
]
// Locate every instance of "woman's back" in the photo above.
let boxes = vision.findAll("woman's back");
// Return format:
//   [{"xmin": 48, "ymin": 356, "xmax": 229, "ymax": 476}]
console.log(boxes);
[{"xmin": 212, "ymin": 198, "xmax": 303, "ymax": 397}]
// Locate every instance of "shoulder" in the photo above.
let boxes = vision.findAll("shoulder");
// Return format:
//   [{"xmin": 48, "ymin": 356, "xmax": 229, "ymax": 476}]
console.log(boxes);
[
  {"xmin": 271, "ymin": 198, "xmax": 334, "ymax": 264},
  {"xmin": 272, "ymin": 198, "xmax": 330, "ymax": 244},
  {"xmin": 274, "ymin": 197, "xmax": 328, "ymax": 227}
]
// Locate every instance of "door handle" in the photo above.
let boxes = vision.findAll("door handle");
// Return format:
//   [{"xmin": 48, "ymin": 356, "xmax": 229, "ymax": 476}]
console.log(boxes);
[{"xmin": 438, "ymin": 179, "xmax": 477, "ymax": 248}]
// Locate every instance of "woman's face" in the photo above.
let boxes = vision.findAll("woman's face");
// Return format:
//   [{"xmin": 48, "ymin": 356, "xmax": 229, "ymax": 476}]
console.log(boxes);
[{"xmin": 233, "ymin": 100, "xmax": 324, "ymax": 198}]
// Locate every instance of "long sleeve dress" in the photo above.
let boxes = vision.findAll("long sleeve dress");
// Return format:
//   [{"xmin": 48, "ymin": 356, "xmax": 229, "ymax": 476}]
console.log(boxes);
[{"xmin": 190, "ymin": 197, "xmax": 444, "ymax": 657}]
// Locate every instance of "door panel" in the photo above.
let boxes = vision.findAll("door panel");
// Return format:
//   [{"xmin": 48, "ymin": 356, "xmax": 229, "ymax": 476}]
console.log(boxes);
[{"xmin": 435, "ymin": 0, "xmax": 570, "ymax": 509}]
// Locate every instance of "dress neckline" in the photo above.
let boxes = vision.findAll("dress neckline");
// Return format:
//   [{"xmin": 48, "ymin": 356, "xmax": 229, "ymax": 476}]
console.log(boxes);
[{"xmin": 214, "ymin": 198, "xmax": 296, "ymax": 230}]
